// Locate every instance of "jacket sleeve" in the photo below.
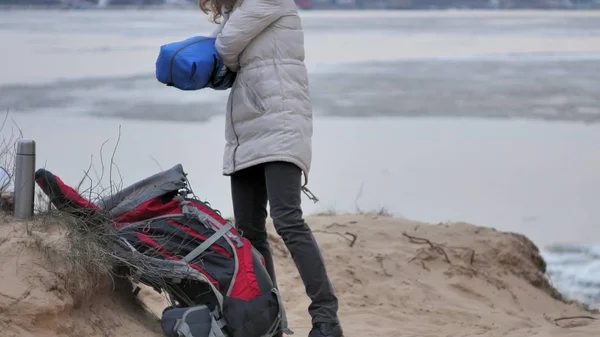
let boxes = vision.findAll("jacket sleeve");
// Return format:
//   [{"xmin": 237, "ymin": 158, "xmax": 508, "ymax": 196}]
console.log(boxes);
[
  {"xmin": 208, "ymin": 10, "xmax": 229, "ymax": 38},
  {"xmin": 214, "ymin": 0, "xmax": 284, "ymax": 72},
  {"xmin": 209, "ymin": 21, "xmax": 225, "ymax": 38}
]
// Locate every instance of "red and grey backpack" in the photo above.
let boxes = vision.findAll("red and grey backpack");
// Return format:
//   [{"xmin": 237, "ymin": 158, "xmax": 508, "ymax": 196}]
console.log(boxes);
[{"xmin": 35, "ymin": 164, "xmax": 291, "ymax": 337}]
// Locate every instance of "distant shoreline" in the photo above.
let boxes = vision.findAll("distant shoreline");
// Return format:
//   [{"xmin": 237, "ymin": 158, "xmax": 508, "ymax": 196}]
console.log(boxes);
[{"xmin": 1, "ymin": 5, "xmax": 599, "ymax": 11}]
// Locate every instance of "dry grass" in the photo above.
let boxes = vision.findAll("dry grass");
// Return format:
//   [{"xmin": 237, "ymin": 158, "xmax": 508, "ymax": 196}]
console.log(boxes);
[
  {"xmin": 313, "ymin": 206, "xmax": 393, "ymax": 217},
  {"xmin": 0, "ymin": 116, "xmax": 176, "ymax": 309},
  {"xmin": 313, "ymin": 182, "xmax": 393, "ymax": 217},
  {"xmin": 25, "ymin": 212, "xmax": 118, "ymax": 306},
  {"xmin": 0, "ymin": 110, "xmax": 115, "ymax": 305}
]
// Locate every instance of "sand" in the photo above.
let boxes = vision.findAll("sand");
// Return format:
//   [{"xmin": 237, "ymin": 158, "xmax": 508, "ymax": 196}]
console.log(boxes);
[
  {"xmin": 0, "ymin": 214, "xmax": 598, "ymax": 337},
  {"xmin": 0, "ymin": 217, "xmax": 164, "ymax": 337}
]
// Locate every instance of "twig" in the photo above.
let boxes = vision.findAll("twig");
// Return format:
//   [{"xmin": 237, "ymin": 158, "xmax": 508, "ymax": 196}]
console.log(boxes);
[
  {"xmin": 10, "ymin": 117, "xmax": 23, "ymax": 139},
  {"xmin": 325, "ymin": 222, "xmax": 348, "ymax": 229},
  {"xmin": 0, "ymin": 110, "xmax": 9, "ymax": 136},
  {"xmin": 447, "ymin": 246, "xmax": 476, "ymax": 265},
  {"xmin": 375, "ymin": 254, "xmax": 392, "ymax": 277},
  {"xmin": 354, "ymin": 182, "xmax": 364, "ymax": 214},
  {"xmin": 554, "ymin": 316, "xmax": 598, "ymax": 323},
  {"xmin": 77, "ymin": 154, "xmax": 94, "ymax": 192},
  {"xmin": 402, "ymin": 232, "xmax": 477, "ymax": 265},
  {"xmin": 313, "ymin": 230, "xmax": 357, "ymax": 247},
  {"xmin": 408, "ymin": 251, "xmax": 425, "ymax": 263},
  {"xmin": 92, "ymin": 139, "xmax": 110, "ymax": 193},
  {"xmin": 0, "ymin": 291, "xmax": 20, "ymax": 301},
  {"xmin": 109, "ymin": 126, "xmax": 122, "ymax": 197},
  {"xmin": 345, "ymin": 232, "xmax": 357, "ymax": 247},
  {"xmin": 402, "ymin": 232, "xmax": 450, "ymax": 263},
  {"xmin": 149, "ymin": 155, "xmax": 163, "ymax": 171}
]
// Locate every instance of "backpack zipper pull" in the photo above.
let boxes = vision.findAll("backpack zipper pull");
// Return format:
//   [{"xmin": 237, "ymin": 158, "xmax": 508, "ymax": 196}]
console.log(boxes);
[
  {"xmin": 302, "ymin": 186, "xmax": 319, "ymax": 203},
  {"xmin": 301, "ymin": 172, "xmax": 319, "ymax": 203}
]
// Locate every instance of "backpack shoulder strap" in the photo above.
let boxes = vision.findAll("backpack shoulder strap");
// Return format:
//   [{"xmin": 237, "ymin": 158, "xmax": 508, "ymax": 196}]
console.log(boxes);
[
  {"xmin": 182, "ymin": 223, "xmax": 233, "ymax": 263},
  {"xmin": 174, "ymin": 194, "xmax": 243, "ymax": 248}
]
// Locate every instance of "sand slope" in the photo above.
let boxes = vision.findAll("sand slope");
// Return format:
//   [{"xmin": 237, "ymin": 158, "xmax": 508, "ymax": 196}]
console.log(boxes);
[
  {"xmin": 268, "ymin": 215, "xmax": 599, "ymax": 337},
  {"xmin": 0, "ymin": 214, "xmax": 598, "ymax": 337},
  {"xmin": 0, "ymin": 218, "xmax": 163, "ymax": 337}
]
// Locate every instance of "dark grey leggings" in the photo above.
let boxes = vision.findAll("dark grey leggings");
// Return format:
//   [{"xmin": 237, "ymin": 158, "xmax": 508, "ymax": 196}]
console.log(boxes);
[{"xmin": 230, "ymin": 161, "xmax": 339, "ymax": 324}]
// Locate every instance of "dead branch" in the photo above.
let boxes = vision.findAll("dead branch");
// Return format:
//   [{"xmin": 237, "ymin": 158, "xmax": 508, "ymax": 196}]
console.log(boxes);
[
  {"xmin": 554, "ymin": 316, "xmax": 598, "ymax": 324},
  {"xmin": 345, "ymin": 232, "xmax": 357, "ymax": 247},
  {"xmin": 325, "ymin": 222, "xmax": 348, "ymax": 229},
  {"xmin": 314, "ymin": 230, "xmax": 357, "ymax": 247},
  {"xmin": 402, "ymin": 232, "xmax": 450, "ymax": 263},
  {"xmin": 447, "ymin": 246, "xmax": 476, "ymax": 265},
  {"xmin": 402, "ymin": 232, "xmax": 477, "ymax": 265},
  {"xmin": 375, "ymin": 254, "xmax": 392, "ymax": 277},
  {"xmin": 408, "ymin": 251, "xmax": 426, "ymax": 263},
  {"xmin": 0, "ymin": 291, "xmax": 20, "ymax": 301}
]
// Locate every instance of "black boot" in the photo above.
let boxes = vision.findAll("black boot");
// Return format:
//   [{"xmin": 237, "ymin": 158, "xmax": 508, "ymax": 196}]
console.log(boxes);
[{"xmin": 308, "ymin": 322, "xmax": 344, "ymax": 337}]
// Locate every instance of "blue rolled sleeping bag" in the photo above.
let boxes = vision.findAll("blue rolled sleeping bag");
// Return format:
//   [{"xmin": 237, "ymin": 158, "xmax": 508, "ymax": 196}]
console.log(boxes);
[{"xmin": 155, "ymin": 36, "xmax": 236, "ymax": 91}]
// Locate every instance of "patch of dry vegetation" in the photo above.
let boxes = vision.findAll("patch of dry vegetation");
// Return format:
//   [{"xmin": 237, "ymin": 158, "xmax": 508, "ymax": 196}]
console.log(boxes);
[{"xmin": 0, "ymin": 117, "xmax": 163, "ymax": 336}]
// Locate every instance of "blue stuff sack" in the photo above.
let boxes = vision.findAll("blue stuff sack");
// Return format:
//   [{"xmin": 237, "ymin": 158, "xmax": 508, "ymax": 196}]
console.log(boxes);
[{"xmin": 155, "ymin": 36, "xmax": 236, "ymax": 91}]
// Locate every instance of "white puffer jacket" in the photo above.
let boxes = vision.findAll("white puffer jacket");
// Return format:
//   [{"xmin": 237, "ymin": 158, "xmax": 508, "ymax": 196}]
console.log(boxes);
[{"xmin": 212, "ymin": 0, "xmax": 314, "ymax": 193}]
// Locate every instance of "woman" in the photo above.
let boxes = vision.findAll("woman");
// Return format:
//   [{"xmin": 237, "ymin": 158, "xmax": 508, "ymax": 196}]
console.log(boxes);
[{"xmin": 200, "ymin": 0, "xmax": 343, "ymax": 336}]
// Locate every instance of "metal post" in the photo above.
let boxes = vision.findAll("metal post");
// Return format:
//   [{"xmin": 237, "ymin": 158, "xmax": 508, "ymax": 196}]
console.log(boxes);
[{"xmin": 14, "ymin": 139, "xmax": 36, "ymax": 219}]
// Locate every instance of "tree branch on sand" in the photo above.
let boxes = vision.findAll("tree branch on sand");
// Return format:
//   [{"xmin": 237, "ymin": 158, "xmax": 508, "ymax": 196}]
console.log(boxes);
[
  {"xmin": 375, "ymin": 254, "xmax": 392, "ymax": 277},
  {"xmin": 402, "ymin": 232, "xmax": 475, "ymax": 266},
  {"xmin": 313, "ymin": 229, "xmax": 358, "ymax": 247},
  {"xmin": 553, "ymin": 315, "xmax": 598, "ymax": 324}
]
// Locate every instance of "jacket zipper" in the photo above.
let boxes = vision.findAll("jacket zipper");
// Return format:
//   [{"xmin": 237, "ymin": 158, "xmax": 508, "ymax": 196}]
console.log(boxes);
[
  {"xmin": 168, "ymin": 37, "xmax": 210, "ymax": 86},
  {"xmin": 229, "ymin": 82, "xmax": 240, "ymax": 172}
]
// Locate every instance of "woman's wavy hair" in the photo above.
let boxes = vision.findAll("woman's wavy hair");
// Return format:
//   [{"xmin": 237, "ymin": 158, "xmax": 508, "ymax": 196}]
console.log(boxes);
[{"xmin": 199, "ymin": 0, "xmax": 236, "ymax": 24}]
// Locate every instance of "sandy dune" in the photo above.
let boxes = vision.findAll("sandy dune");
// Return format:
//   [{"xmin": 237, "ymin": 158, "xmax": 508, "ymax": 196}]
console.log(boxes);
[
  {"xmin": 0, "ymin": 214, "xmax": 598, "ymax": 337},
  {"xmin": 0, "ymin": 218, "xmax": 163, "ymax": 337}
]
